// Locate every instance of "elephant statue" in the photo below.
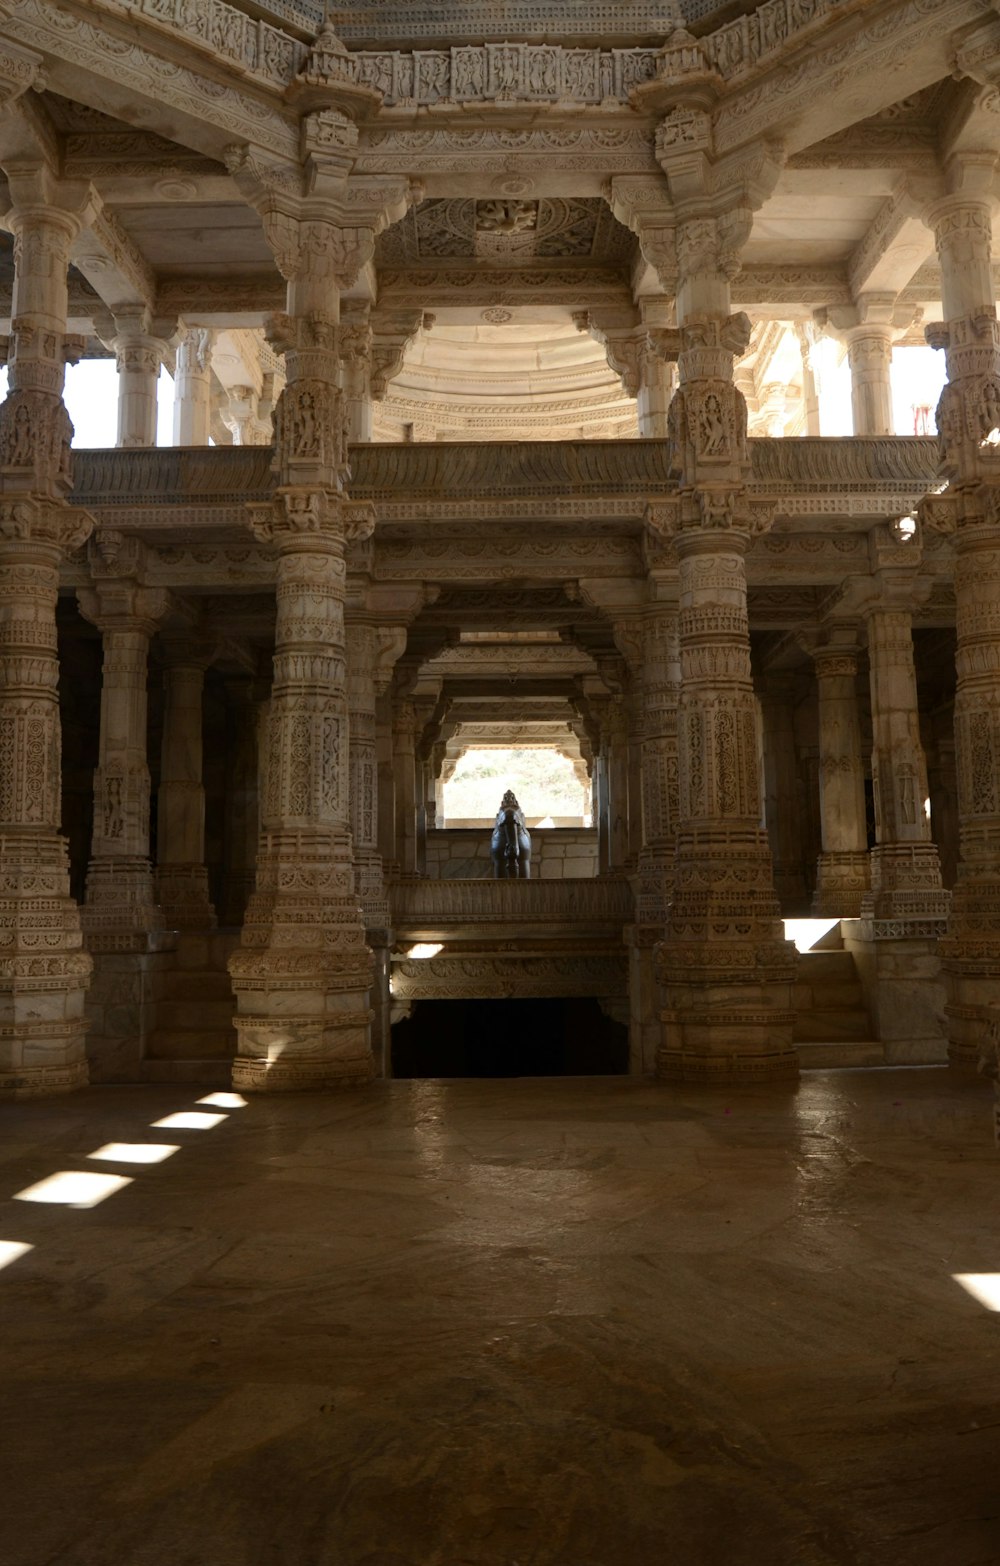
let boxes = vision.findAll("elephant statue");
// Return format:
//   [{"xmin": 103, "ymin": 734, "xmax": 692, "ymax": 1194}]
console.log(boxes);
[{"xmin": 490, "ymin": 789, "xmax": 531, "ymax": 879}]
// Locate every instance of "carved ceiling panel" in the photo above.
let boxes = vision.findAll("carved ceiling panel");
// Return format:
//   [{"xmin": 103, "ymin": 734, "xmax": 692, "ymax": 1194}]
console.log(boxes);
[{"xmin": 376, "ymin": 197, "xmax": 634, "ymax": 266}]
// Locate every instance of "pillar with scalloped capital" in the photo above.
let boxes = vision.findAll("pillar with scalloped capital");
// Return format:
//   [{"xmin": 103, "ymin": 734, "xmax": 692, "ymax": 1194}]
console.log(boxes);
[
  {"xmin": 0, "ymin": 179, "xmax": 97, "ymax": 1096},
  {"xmin": 921, "ymin": 159, "xmax": 1000, "ymax": 1069},
  {"xmin": 652, "ymin": 213, "xmax": 797, "ymax": 1084},
  {"xmin": 173, "ymin": 328, "xmax": 213, "ymax": 446},
  {"xmin": 808, "ymin": 640, "xmax": 870, "ymax": 917},
  {"xmin": 112, "ymin": 313, "xmax": 165, "ymax": 449}
]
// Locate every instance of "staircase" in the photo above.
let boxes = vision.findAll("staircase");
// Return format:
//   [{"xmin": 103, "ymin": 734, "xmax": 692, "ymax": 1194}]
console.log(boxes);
[
  {"xmin": 143, "ymin": 929, "xmax": 240, "ymax": 1085},
  {"xmin": 793, "ymin": 927, "xmax": 882, "ymax": 1069}
]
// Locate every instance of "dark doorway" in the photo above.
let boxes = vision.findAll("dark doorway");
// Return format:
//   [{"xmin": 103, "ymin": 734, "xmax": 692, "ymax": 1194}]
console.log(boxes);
[{"xmin": 391, "ymin": 997, "xmax": 628, "ymax": 1078}]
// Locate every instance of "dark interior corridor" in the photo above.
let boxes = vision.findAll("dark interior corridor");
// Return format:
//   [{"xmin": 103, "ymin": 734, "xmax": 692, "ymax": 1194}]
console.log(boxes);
[{"xmin": 391, "ymin": 997, "xmax": 628, "ymax": 1078}]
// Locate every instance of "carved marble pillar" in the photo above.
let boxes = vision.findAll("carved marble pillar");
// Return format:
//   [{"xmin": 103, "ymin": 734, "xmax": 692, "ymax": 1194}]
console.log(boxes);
[
  {"xmin": 851, "ymin": 597, "xmax": 949, "ymax": 1060},
  {"xmin": 920, "ymin": 169, "xmax": 1000, "ymax": 1068},
  {"xmin": 809, "ymin": 640, "xmax": 870, "ymax": 916},
  {"xmin": 78, "ymin": 580, "xmax": 166, "ymax": 944},
  {"xmin": 341, "ymin": 304, "xmax": 374, "ymax": 443},
  {"xmin": 605, "ymin": 698, "xmax": 631, "ymax": 872},
  {"xmin": 112, "ymin": 313, "xmax": 164, "ymax": 449},
  {"xmin": 227, "ymin": 289, "xmax": 376, "ymax": 1088},
  {"xmin": 759, "ymin": 675, "xmax": 808, "ymax": 912},
  {"xmin": 846, "ymin": 324, "xmax": 894, "ymax": 437},
  {"xmin": 651, "ymin": 214, "xmax": 796, "ymax": 1083},
  {"xmin": 173, "ymin": 328, "xmax": 213, "ymax": 446},
  {"xmin": 637, "ymin": 331, "xmax": 678, "ymax": 438},
  {"xmin": 864, "ymin": 605, "xmax": 946, "ymax": 920},
  {"xmin": 156, "ymin": 642, "xmax": 217, "ymax": 929},
  {"xmin": 220, "ymin": 676, "xmax": 264, "ymax": 927},
  {"xmin": 393, "ymin": 698, "xmax": 419, "ymax": 878},
  {"xmin": 628, "ymin": 591, "xmax": 680, "ymax": 1073},
  {"xmin": 0, "ymin": 186, "xmax": 95, "ymax": 1096},
  {"xmin": 795, "ymin": 324, "xmax": 822, "ymax": 437},
  {"xmin": 345, "ymin": 617, "xmax": 388, "ymax": 930}
]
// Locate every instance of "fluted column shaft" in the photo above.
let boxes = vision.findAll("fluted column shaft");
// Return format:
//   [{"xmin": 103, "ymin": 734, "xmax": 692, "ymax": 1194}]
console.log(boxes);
[
  {"xmin": 173, "ymin": 329, "xmax": 213, "ymax": 446},
  {"xmin": 113, "ymin": 321, "xmax": 163, "ymax": 449},
  {"xmin": 810, "ymin": 645, "xmax": 870, "ymax": 915}
]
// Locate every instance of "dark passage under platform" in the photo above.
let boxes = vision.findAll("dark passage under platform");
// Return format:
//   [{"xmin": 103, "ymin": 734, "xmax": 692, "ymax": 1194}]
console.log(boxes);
[{"xmin": 391, "ymin": 997, "xmax": 628, "ymax": 1078}]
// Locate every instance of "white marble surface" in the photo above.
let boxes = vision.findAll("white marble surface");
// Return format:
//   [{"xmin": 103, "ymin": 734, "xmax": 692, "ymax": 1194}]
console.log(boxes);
[{"xmin": 0, "ymin": 1070, "xmax": 997, "ymax": 1565}]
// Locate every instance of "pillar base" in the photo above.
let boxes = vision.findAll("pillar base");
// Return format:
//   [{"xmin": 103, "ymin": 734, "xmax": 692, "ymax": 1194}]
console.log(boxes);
[
  {"xmin": 656, "ymin": 1033, "xmax": 799, "ymax": 1084},
  {"xmin": 0, "ymin": 1058, "xmax": 89, "ymax": 1099},
  {"xmin": 655, "ymin": 953, "xmax": 799, "ymax": 1083},
  {"xmin": 812, "ymin": 852, "xmax": 870, "ymax": 918},
  {"xmin": 625, "ymin": 924, "xmax": 663, "ymax": 1075},
  {"xmin": 843, "ymin": 917, "xmax": 947, "ymax": 1063},
  {"xmin": 232, "ymin": 1050, "xmax": 374, "ymax": 1093}
]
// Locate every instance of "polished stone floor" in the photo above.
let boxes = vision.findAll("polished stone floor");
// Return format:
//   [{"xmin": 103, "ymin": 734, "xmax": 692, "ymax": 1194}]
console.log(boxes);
[{"xmin": 1, "ymin": 1069, "xmax": 998, "ymax": 1566}]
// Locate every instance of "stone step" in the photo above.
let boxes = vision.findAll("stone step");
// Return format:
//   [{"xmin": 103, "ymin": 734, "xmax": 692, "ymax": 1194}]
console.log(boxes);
[
  {"xmin": 146, "ymin": 1028, "xmax": 236, "ymax": 1061},
  {"xmin": 797, "ymin": 1041, "xmax": 885, "ymax": 1070},
  {"xmin": 140, "ymin": 1059, "xmax": 233, "ymax": 1086},
  {"xmin": 796, "ymin": 949, "xmax": 858, "ymax": 982}
]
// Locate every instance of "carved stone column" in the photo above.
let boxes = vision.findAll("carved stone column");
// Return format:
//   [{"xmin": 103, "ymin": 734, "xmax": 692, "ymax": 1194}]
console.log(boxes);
[
  {"xmin": 340, "ymin": 304, "xmax": 373, "ymax": 443},
  {"xmin": 156, "ymin": 641, "xmax": 217, "ymax": 929},
  {"xmin": 628, "ymin": 586, "xmax": 680, "ymax": 1073},
  {"xmin": 650, "ymin": 213, "xmax": 796, "ymax": 1083},
  {"xmin": 393, "ymin": 697, "xmax": 419, "ymax": 878},
  {"xmin": 173, "ymin": 328, "xmax": 213, "ymax": 446},
  {"xmin": 759, "ymin": 674, "xmax": 808, "ymax": 912},
  {"xmin": 920, "ymin": 161, "xmax": 1000, "ymax": 1068},
  {"xmin": 0, "ymin": 180, "xmax": 96, "ymax": 1096},
  {"xmin": 795, "ymin": 324, "xmax": 822, "ymax": 437},
  {"xmin": 220, "ymin": 676, "xmax": 265, "ymax": 927},
  {"xmin": 637, "ymin": 330, "xmax": 678, "ymax": 438},
  {"xmin": 808, "ymin": 639, "xmax": 870, "ymax": 916},
  {"xmin": 845, "ymin": 326, "xmax": 894, "ymax": 437},
  {"xmin": 345, "ymin": 617, "xmax": 387, "ymax": 929},
  {"xmin": 864, "ymin": 603, "xmax": 946, "ymax": 920},
  {"xmin": 852, "ymin": 592, "xmax": 949, "ymax": 1060},
  {"xmin": 227, "ymin": 285, "xmax": 376, "ymax": 1087},
  {"xmin": 112, "ymin": 312, "xmax": 164, "ymax": 449},
  {"xmin": 78, "ymin": 576, "xmax": 167, "ymax": 944},
  {"xmin": 77, "ymin": 565, "xmax": 173, "ymax": 1080},
  {"xmin": 606, "ymin": 698, "xmax": 631, "ymax": 872}
]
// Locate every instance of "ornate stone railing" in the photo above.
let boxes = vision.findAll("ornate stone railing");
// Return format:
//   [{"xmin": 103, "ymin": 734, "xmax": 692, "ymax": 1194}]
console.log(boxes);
[
  {"xmin": 72, "ymin": 448, "xmax": 274, "ymax": 507},
  {"xmin": 749, "ymin": 438, "xmax": 939, "ymax": 489},
  {"xmin": 391, "ymin": 875, "xmax": 634, "ymax": 927},
  {"xmin": 69, "ymin": 437, "xmax": 941, "ymax": 513}
]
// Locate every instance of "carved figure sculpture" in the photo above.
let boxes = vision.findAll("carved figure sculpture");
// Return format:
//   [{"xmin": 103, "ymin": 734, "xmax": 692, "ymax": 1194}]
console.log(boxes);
[{"xmin": 490, "ymin": 788, "xmax": 531, "ymax": 878}]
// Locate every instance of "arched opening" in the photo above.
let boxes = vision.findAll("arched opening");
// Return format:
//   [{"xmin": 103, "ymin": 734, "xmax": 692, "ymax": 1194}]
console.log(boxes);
[{"xmin": 391, "ymin": 998, "xmax": 628, "ymax": 1078}]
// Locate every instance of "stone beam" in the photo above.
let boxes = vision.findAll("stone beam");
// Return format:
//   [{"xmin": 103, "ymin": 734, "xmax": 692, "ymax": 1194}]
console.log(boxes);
[
  {"xmin": 0, "ymin": 2, "xmax": 299, "ymax": 163},
  {"xmin": 714, "ymin": 0, "xmax": 984, "ymax": 158},
  {"xmin": 71, "ymin": 205, "xmax": 156, "ymax": 316},
  {"xmin": 847, "ymin": 182, "xmax": 938, "ymax": 299}
]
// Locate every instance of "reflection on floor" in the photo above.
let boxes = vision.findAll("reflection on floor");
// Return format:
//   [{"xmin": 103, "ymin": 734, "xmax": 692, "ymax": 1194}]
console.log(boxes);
[{"xmin": 0, "ymin": 1070, "xmax": 997, "ymax": 1566}]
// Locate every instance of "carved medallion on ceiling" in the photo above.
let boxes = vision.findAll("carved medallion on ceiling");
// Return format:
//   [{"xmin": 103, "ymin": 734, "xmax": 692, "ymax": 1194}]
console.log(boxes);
[{"xmin": 376, "ymin": 197, "xmax": 635, "ymax": 265}]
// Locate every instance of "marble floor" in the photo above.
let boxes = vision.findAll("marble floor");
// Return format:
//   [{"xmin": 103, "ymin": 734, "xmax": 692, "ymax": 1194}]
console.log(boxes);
[{"xmin": 0, "ymin": 1069, "xmax": 998, "ymax": 1566}]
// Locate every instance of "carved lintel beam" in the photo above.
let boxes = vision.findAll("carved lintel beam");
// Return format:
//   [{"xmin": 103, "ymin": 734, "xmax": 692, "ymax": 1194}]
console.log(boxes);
[{"xmin": 72, "ymin": 206, "xmax": 157, "ymax": 316}]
